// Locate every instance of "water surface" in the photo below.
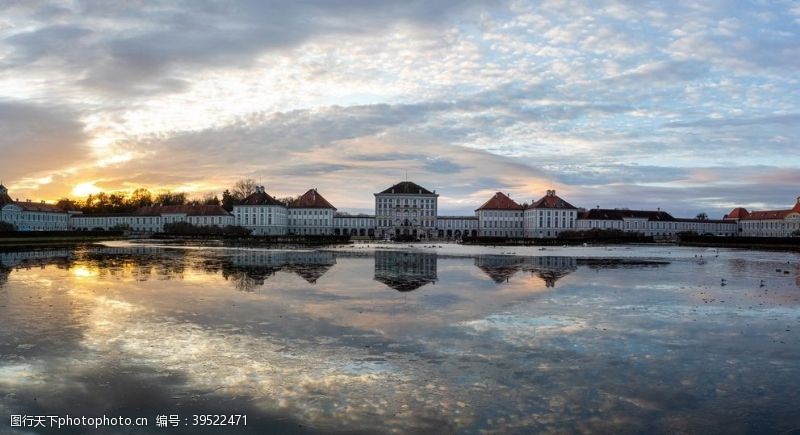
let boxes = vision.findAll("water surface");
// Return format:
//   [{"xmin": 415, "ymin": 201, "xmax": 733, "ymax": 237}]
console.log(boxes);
[{"xmin": 1, "ymin": 242, "xmax": 799, "ymax": 434}]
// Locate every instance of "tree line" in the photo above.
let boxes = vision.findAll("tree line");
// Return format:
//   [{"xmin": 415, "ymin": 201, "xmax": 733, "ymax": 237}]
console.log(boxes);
[{"xmin": 67, "ymin": 179, "xmax": 298, "ymax": 214}]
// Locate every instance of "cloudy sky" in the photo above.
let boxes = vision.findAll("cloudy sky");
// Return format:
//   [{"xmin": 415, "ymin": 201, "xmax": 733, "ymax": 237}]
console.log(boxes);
[{"xmin": 1, "ymin": 0, "xmax": 798, "ymax": 216}]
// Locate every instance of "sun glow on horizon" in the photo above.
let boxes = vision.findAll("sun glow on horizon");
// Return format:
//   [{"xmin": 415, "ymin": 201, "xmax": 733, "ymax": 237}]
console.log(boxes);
[{"xmin": 72, "ymin": 182, "xmax": 103, "ymax": 197}]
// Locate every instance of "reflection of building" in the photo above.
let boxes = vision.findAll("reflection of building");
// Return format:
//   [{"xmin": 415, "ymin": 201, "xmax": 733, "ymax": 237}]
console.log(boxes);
[
  {"xmin": 225, "ymin": 250, "xmax": 337, "ymax": 290},
  {"xmin": 0, "ymin": 249, "xmax": 75, "ymax": 287},
  {"xmin": 474, "ymin": 256, "xmax": 577, "ymax": 287},
  {"xmin": 375, "ymin": 182, "xmax": 439, "ymax": 240},
  {"xmin": 374, "ymin": 250, "xmax": 437, "ymax": 291}
]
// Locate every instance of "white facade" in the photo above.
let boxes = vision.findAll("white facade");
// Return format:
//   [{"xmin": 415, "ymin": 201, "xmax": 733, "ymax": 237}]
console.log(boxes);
[
  {"xmin": 287, "ymin": 189, "xmax": 336, "ymax": 235},
  {"xmin": 475, "ymin": 192, "xmax": 524, "ymax": 238},
  {"xmin": 1, "ymin": 185, "xmax": 74, "ymax": 231},
  {"xmin": 728, "ymin": 198, "xmax": 800, "ymax": 237},
  {"xmin": 738, "ymin": 218, "xmax": 800, "ymax": 237},
  {"xmin": 375, "ymin": 182, "xmax": 438, "ymax": 239},
  {"xmin": 436, "ymin": 216, "xmax": 478, "ymax": 239},
  {"xmin": 233, "ymin": 186, "xmax": 288, "ymax": 236},
  {"xmin": 334, "ymin": 214, "xmax": 376, "ymax": 237},
  {"xmin": 70, "ymin": 206, "xmax": 234, "ymax": 232},
  {"xmin": 575, "ymin": 209, "xmax": 737, "ymax": 238},
  {"xmin": 1, "ymin": 202, "xmax": 72, "ymax": 231},
  {"xmin": 523, "ymin": 190, "xmax": 578, "ymax": 238},
  {"xmin": 288, "ymin": 208, "xmax": 334, "ymax": 235},
  {"xmin": 477, "ymin": 209, "xmax": 524, "ymax": 237}
]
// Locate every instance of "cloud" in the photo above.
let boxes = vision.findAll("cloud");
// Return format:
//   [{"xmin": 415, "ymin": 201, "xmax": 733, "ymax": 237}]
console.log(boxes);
[
  {"xmin": 0, "ymin": 0, "xmax": 797, "ymax": 216},
  {"xmin": 0, "ymin": 100, "xmax": 90, "ymax": 187},
  {"xmin": 663, "ymin": 113, "xmax": 800, "ymax": 129}
]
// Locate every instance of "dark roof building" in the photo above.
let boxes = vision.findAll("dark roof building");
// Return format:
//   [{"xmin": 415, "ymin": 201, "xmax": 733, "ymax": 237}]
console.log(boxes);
[
  {"xmin": 527, "ymin": 190, "xmax": 577, "ymax": 210},
  {"xmin": 580, "ymin": 208, "xmax": 676, "ymax": 221},
  {"xmin": 378, "ymin": 181, "xmax": 435, "ymax": 195},
  {"xmin": 240, "ymin": 186, "xmax": 285, "ymax": 206},
  {"xmin": 476, "ymin": 192, "xmax": 523, "ymax": 211},
  {"xmin": 0, "ymin": 184, "xmax": 15, "ymax": 206},
  {"xmin": 135, "ymin": 205, "xmax": 232, "ymax": 216}
]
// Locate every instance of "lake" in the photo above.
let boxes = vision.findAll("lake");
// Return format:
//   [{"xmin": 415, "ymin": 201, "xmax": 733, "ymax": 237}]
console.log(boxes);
[{"xmin": 1, "ymin": 242, "xmax": 799, "ymax": 434}]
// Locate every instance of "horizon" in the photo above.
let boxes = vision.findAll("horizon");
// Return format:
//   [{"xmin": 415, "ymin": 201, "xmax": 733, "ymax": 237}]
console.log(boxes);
[{"xmin": 1, "ymin": 1, "xmax": 798, "ymax": 218}]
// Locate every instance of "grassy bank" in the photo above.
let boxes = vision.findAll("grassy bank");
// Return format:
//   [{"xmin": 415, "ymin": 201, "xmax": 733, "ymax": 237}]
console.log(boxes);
[
  {"xmin": 678, "ymin": 235, "xmax": 800, "ymax": 252},
  {"xmin": 0, "ymin": 231, "xmax": 125, "ymax": 247}
]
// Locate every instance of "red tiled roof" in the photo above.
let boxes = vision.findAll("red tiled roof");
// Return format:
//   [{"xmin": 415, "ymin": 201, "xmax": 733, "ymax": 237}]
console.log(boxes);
[
  {"xmin": 742, "ymin": 210, "xmax": 793, "ymax": 220},
  {"xmin": 527, "ymin": 190, "xmax": 577, "ymax": 210},
  {"xmin": 240, "ymin": 186, "xmax": 285, "ymax": 206},
  {"xmin": 476, "ymin": 192, "xmax": 523, "ymax": 211},
  {"xmin": 9, "ymin": 201, "xmax": 67, "ymax": 213},
  {"xmin": 729, "ymin": 197, "xmax": 800, "ymax": 220},
  {"xmin": 378, "ymin": 181, "xmax": 435, "ymax": 195},
  {"xmin": 289, "ymin": 189, "xmax": 336, "ymax": 209},
  {"xmin": 724, "ymin": 207, "xmax": 749, "ymax": 220}
]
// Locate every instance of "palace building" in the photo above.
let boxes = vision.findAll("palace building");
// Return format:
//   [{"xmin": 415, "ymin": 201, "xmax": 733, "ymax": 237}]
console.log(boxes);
[
  {"xmin": 0, "ymin": 183, "xmax": 78, "ymax": 231},
  {"xmin": 724, "ymin": 197, "xmax": 800, "ymax": 237},
  {"xmin": 524, "ymin": 190, "xmax": 579, "ymax": 238},
  {"xmin": 1, "ymin": 179, "xmax": 798, "ymax": 239},
  {"xmin": 475, "ymin": 192, "xmax": 524, "ymax": 238},
  {"xmin": 374, "ymin": 181, "xmax": 438, "ymax": 239},
  {"xmin": 288, "ymin": 189, "xmax": 336, "ymax": 236}
]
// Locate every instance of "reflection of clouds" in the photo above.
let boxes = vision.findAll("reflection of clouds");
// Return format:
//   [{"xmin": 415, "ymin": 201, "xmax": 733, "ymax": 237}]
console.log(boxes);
[
  {"xmin": 463, "ymin": 314, "xmax": 587, "ymax": 347},
  {"xmin": 2, "ymin": 245, "xmax": 800, "ymax": 433},
  {"xmin": 77, "ymin": 292, "xmax": 472, "ymax": 433}
]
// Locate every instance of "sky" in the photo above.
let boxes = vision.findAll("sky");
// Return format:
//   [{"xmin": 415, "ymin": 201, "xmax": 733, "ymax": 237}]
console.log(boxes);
[{"xmin": 0, "ymin": 0, "xmax": 798, "ymax": 217}]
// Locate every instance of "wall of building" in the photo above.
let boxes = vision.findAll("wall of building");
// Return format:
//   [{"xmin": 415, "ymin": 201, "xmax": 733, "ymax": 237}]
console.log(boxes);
[
  {"xmin": 288, "ymin": 208, "xmax": 335, "ymax": 235},
  {"xmin": 524, "ymin": 209, "xmax": 577, "ymax": 238},
  {"xmin": 233, "ymin": 205, "xmax": 287, "ymax": 235},
  {"xmin": 375, "ymin": 194, "xmax": 438, "ymax": 239},
  {"xmin": 477, "ymin": 210, "xmax": 524, "ymax": 238}
]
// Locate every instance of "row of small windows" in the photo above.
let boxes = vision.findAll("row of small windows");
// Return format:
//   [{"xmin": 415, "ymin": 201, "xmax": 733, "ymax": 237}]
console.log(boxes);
[
  {"xmin": 289, "ymin": 209, "xmax": 332, "ymax": 216},
  {"xmin": 377, "ymin": 198, "xmax": 436, "ymax": 207}
]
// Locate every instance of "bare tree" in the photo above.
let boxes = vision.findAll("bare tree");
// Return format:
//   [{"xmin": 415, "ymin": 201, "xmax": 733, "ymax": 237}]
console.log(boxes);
[
  {"xmin": 276, "ymin": 195, "xmax": 300, "ymax": 206},
  {"xmin": 130, "ymin": 188, "xmax": 153, "ymax": 207},
  {"xmin": 155, "ymin": 191, "xmax": 187, "ymax": 206},
  {"xmin": 231, "ymin": 178, "xmax": 258, "ymax": 201}
]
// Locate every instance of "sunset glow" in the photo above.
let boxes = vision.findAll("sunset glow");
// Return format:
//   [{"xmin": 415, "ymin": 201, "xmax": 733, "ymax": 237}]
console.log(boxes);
[{"xmin": 0, "ymin": 1, "xmax": 797, "ymax": 216}]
